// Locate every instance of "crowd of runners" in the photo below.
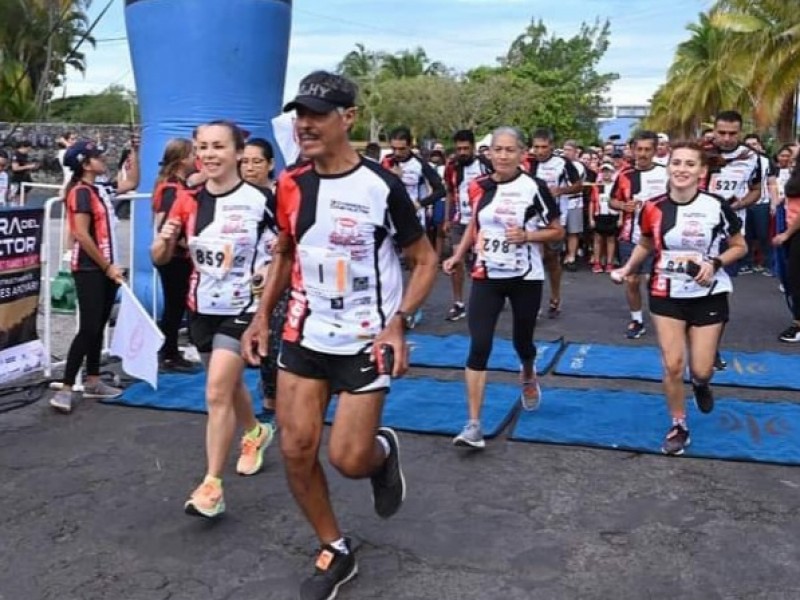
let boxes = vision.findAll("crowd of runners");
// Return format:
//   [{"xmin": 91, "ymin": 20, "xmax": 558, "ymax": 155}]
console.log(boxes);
[{"xmin": 41, "ymin": 69, "xmax": 800, "ymax": 599}]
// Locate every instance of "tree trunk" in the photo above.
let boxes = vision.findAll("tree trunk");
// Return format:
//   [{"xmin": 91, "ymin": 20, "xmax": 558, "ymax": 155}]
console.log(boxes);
[
  {"xmin": 776, "ymin": 89, "xmax": 797, "ymax": 144},
  {"xmin": 33, "ymin": 0, "xmax": 57, "ymax": 119}
]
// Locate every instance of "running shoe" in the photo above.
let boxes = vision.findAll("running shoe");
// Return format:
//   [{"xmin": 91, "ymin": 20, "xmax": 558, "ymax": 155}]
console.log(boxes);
[
  {"xmin": 236, "ymin": 422, "xmax": 274, "ymax": 476},
  {"xmin": 82, "ymin": 381, "xmax": 122, "ymax": 399},
  {"xmin": 159, "ymin": 355, "xmax": 201, "ymax": 373},
  {"xmin": 49, "ymin": 389, "xmax": 77, "ymax": 413},
  {"xmin": 739, "ymin": 265, "xmax": 753, "ymax": 274},
  {"xmin": 300, "ymin": 539, "xmax": 358, "ymax": 600},
  {"xmin": 625, "ymin": 320, "xmax": 646, "ymax": 340},
  {"xmin": 370, "ymin": 427, "xmax": 406, "ymax": 519},
  {"xmin": 453, "ymin": 422, "xmax": 485, "ymax": 449},
  {"xmin": 692, "ymin": 383, "xmax": 714, "ymax": 414},
  {"xmin": 519, "ymin": 371, "xmax": 541, "ymax": 411},
  {"xmin": 445, "ymin": 302, "xmax": 466, "ymax": 322},
  {"xmin": 779, "ymin": 324, "xmax": 800, "ymax": 343},
  {"xmin": 662, "ymin": 424, "xmax": 691, "ymax": 456},
  {"xmin": 591, "ymin": 262, "xmax": 603, "ymax": 274},
  {"xmin": 547, "ymin": 299, "xmax": 561, "ymax": 319},
  {"xmin": 714, "ymin": 352, "xmax": 727, "ymax": 371},
  {"xmin": 184, "ymin": 478, "xmax": 225, "ymax": 519},
  {"xmin": 761, "ymin": 268, "xmax": 773, "ymax": 277},
  {"xmin": 605, "ymin": 263, "xmax": 614, "ymax": 273},
  {"xmin": 564, "ymin": 260, "xmax": 578, "ymax": 272}
]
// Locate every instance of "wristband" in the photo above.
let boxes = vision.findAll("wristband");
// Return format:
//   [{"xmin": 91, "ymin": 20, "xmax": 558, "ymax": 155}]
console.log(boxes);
[{"xmin": 708, "ymin": 257, "xmax": 722, "ymax": 272}]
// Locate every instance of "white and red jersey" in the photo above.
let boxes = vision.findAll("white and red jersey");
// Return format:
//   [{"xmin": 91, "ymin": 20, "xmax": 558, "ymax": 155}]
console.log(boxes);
[
  {"xmin": 168, "ymin": 181, "xmax": 276, "ymax": 315},
  {"xmin": 469, "ymin": 171, "xmax": 560, "ymax": 281},
  {"xmin": 444, "ymin": 155, "xmax": 492, "ymax": 225},
  {"xmin": 704, "ymin": 145, "xmax": 761, "ymax": 220},
  {"xmin": 611, "ymin": 164, "xmax": 669, "ymax": 243},
  {"xmin": 640, "ymin": 191, "xmax": 741, "ymax": 299},
  {"xmin": 277, "ymin": 158, "xmax": 424, "ymax": 355}
]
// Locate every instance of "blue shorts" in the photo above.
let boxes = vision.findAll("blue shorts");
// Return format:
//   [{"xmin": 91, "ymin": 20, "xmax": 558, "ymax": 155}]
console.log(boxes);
[{"xmin": 619, "ymin": 240, "xmax": 653, "ymax": 276}]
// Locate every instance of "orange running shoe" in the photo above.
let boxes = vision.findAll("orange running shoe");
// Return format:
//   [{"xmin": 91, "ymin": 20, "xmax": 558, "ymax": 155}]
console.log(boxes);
[
  {"xmin": 184, "ymin": 478, "xmax": 225, "ymax": 519},
  {"xmin": 236, "ymin": 422, "xmax": 274, "ymax": 476}
]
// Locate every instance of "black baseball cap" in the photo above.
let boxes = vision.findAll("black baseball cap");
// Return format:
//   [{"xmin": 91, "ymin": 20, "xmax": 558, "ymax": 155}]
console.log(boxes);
[
  {"xmin": 63, "ymin": 139, "xmax": 105, "ymax": 170},
  {"xmin": 283, "ymin": 71, "xmax": 357, "ymax": 114}
]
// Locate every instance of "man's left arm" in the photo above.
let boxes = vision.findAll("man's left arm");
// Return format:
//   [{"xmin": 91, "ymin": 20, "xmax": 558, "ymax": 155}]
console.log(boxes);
[
  {"xmin": 417, "ymin": 159, "xmax": 446, "ymax": 208},
  {"xmin": 732, "ymin": 159, "xmax": 762, "ymax": 210}
]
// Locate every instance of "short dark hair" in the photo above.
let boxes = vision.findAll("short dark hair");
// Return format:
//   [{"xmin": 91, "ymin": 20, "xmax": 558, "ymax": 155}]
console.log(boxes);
[
  {"xmin": 364, "ymin": 142, "xmax": 381, "ymax": 160},
  {"xmin": 453, "ymin": 129, "xmax": 475, "ymax": 145},
  {"xmin": 715, "ymin": 110, "xmax": 743, "ymax": 126},
  {"xmin": 531, "ymin": 128, "xmax": 554, "ymax": 143},
  {"xmin": 743, "ymin": 133, "xmax": 761, "ymax": 144},
  {"xmin": 633, "ymin": 130, "xmax": 658, "ymax": 145},
  {"xmin": 389, "ymin": 127, "xmax": 413, "ymax": 144},
  {"xmin": 245, "ymin": 138, "xmax": 275, "ymax": 161},
  {"xmin": 701, "ymin": 127, "xmax": 713, "ymax": 136}
]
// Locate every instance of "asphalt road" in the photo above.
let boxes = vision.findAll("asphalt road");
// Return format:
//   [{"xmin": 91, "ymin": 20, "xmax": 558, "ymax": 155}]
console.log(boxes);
[{"xmin": 2, "ymin": 256, "xmax": 800, "ymax": 600}]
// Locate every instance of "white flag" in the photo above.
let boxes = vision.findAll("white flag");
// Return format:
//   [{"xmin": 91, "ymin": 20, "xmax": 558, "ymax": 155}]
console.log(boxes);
[
  {"xmin": 272, "ymin": 111, "xmax": 300, "ymax": 165},
  {"xmin": 110, "ymin": 284, "xmax": 164, "ymax": 389}
]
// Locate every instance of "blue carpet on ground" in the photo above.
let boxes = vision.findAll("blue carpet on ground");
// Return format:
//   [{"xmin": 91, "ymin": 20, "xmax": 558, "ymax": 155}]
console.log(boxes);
[
  {"xmin": 107, "ymin": 372, "xmax": 519, "ymax": 438},
  {"xmin": 325, "ymin": 376, "xmax": 518, "ymax": 437},
  {"xmin": 103, "ymin": 369, "xmax": 264, "ymax": 415},
  {"xmin": 554, "ymin": 342, "xmax": 800, "ymax": 391},
  {"xmin": 408, "ymin": 333, "xmax": 563, "ymax": 374},
  {"xmin": 511, "ymin": 387, "xmax": 800, "ymax": 465}
]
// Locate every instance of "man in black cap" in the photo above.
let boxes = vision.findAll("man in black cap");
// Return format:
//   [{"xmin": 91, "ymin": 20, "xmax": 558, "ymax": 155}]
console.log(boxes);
[{"xmin": 242, "ymin": 71, "xmax": 437, "ymax": 600}]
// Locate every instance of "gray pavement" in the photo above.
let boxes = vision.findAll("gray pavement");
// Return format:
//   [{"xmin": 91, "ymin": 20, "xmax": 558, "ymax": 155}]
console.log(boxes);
[{"xmin": 3, "ymin": 249, "xmax": 800, "ymax": 600}]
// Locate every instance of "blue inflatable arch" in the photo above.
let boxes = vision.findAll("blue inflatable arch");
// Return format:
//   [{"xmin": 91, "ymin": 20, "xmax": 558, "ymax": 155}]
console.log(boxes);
[{"xmin": 124, "ymin": 0, "xmax": 292, "ymax": 311}]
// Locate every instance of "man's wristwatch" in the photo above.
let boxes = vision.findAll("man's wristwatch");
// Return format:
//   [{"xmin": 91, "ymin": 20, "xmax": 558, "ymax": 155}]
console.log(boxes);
[
  {"xmin": 394, "ymin": 310, "xmax": 415, "ymax": 331},
  {"xmin": 708, "ymin": 257, "xmax": 723, "ymax": 272}
]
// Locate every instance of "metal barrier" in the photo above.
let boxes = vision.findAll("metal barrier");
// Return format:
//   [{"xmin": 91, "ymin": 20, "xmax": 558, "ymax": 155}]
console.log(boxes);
[
  {"xmin": 40, "ymin": 193, "xmax": 158, "ymax": 378},
  {"xmin": 20, "ymin": 182, "xmax": 64, "ymax": 207}
]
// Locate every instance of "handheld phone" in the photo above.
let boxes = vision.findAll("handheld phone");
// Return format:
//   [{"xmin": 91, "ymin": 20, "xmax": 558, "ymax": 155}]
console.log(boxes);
[
  {"xmin": 685, "ymin": 261, "xmax": 701, "ymax": 278},
  {"xmin": 377, "ymin": 344, "xmax": 395, "ymax": 375}
]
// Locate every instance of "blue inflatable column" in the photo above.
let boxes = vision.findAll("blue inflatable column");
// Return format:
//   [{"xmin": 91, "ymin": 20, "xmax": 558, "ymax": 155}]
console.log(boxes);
[{"xmin": 124, "ymin": 0, "xmax": 292, "ymax": 312}]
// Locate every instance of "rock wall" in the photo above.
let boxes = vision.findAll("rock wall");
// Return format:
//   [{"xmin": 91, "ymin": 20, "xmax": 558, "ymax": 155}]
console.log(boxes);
[{"xmin": 0, "ymin": 122, "xmax": 134, "ymax": 185}]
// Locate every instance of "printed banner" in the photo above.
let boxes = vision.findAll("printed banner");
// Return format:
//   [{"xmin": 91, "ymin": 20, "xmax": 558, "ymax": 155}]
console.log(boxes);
[{"xmin": 0, "ymin": 207, "xmax": 45, "ymax": 384}]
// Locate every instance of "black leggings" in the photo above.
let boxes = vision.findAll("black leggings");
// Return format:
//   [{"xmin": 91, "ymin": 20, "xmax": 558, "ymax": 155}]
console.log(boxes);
[
  {"xmin": 156, "ymin": 256, "xmax": 192, "ymax": 357},
  {"xmin": 787, "ymin": 233, "xmax": 800, "ymax": 320},
  {"xmin": 63, "ymin": 270, "xmax": 119, "ymax": 386},
  {"xmin": 466, "ymin": 278, "xmax": 543, "ymax": 371}
]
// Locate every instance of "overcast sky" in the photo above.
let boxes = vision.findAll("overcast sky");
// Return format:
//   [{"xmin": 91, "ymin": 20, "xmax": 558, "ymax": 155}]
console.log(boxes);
[{"xmin": 56, "ymin": 0, "xmax": 714, "ymax": 106}]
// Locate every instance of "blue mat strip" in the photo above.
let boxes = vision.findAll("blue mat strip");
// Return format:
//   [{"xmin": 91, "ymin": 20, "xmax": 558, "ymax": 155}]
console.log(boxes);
[
  {"xmin": 103, "ymin": 369, "xmax": 264, "ymax": 415},
  {"xmin": 511, "ymin": 387, "xmax": 800, "ymax": 465},
  {"xmin": 554, "ymin": 342, "xmax": 800, "ymax": 391},
  {"xmin": 408, "ymin": 334, "xmax": 563, "ymax": 374},
  {"xmin": 107, "ymin": 373, "xmax": 520, "ymax": 438}
]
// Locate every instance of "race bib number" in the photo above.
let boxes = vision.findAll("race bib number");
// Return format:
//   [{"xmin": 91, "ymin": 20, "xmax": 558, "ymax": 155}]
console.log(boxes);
[
  {"xmin": 189, "ymin": 236, "xmax": 233, "ymax": 279},
  {"xmin": 299, "ymin": 247, "xmax": 351, "ymax": 298},
  {"xmin": 659, "ymin": 250, "xmax": 703, "ymax": 281},
  {"xmin": 478, "ymin": 232, "xmax": 519, "ymax": 270}
]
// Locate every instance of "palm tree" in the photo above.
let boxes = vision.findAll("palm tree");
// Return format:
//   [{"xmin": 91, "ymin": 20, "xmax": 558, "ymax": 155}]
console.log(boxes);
[
  {"xmin": 337, "ymin": 43, "xmax": 384, "ymax": 141},
  {"xmin": 712, "ymin": 0, "xmax": 800, "ymax": 141},
  {"xmin": 380, "ymin": 48, "xmax": 447, "ymax": 79},
  {"xmin": 644, "ymin": 11, "xmax": 749, "ymax": 135}
]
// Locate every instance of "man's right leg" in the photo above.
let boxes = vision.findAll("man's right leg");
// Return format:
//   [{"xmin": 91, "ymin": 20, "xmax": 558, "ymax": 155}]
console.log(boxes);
[
  {"xmin": 446, "ymin": 224, "xmax": 467, "ymax": 321},
  {"xmin": 544, "ymin": 244, "xmax": 562, "ymax": 318},
  {"xmin": 277, "ymin": 368, "xmax": 339, "ymax": 543}
]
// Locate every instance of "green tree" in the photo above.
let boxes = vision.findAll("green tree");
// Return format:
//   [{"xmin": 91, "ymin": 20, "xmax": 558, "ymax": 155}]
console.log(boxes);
[
  {"xmin": 712, "ymin": 0, "xmax": 800, "ymax": 141},
  {"xmin": 48, "ymin": 85, "xmax": 136, "ymax": 124},
  {"xmin": 0, "ymin": 0, "xmax": 94, "ymax": 120},
  {"xmin": 474, "ymin": 18, "xmax": 618, "ymax": 143},
  {"xmin": 644, "ymin": 11, "xmax": 749, "ymax": 136}
]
